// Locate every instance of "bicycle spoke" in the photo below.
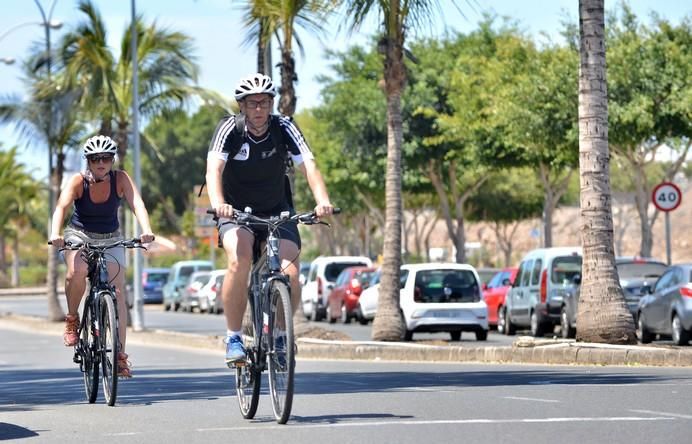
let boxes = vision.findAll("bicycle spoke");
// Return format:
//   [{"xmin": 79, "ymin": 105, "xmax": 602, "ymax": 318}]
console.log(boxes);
[
  {"xmin": 81, "ymin": 304, "xmax": 99, "ymax": 403},
  {"xmin": 267, "ymin": 280, "xmax": 295, "ymax": 424},
  {"xmin": 100, "ymin": 292, "xmax": 119, "ymax": 406},
  {"xmin": 235, "ymin": 316, "xmax": 260, "ymax": 419}
]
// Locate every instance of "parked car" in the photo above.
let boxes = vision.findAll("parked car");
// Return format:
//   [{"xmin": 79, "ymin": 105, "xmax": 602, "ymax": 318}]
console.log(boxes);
[
  {"xmin": 637, "ymin": 263, "xmax": 692, "ymax": 345},
  {"xmin": 193, "ymin": 269, "xmax": 225, "ymax": 314},
  {"xmin": 207, "ymin": 271, "xmax": 225, "ymax": 314},
  {"xmin": 162, "ymin": 260, "xmax": 214, "ymax": 311},
  {"xmin": 482, "ymin": 267, "xmax": 519, "ymax": 332},
  {"xmin": 302, "ymin": 255, "xmax": 373, "ymax": 322},
  {"xmin": 400, "ymin": 263, "xmax": 488, "ymax": 341},
  {"xmin": 560, "ymin": 257, "xmax": 666, "ymax": 338},
  {"xmin": 502, "ymin": 247, "xmax": 582, "ymax": 337},
  {"xmin": 180, "ymin": 271, "xmax": 212, "ymax": 312},
  {"xmin": 476, "ymin": 267, "xmax": 501, "ymax": 286},
  {"xmin": 299, "ymin": 262, "xmax": 311, "ymax": 286},
  {"xmin": 326, "ymin": 266, "xmax": 377, "ymax": 323},
  {"xmin": 141, "ymin": 267, "xmax": 169, "ymax": 304},
  {"xmin": 356, "ymin": 269, "xmax": 381, "ymax": 324}
]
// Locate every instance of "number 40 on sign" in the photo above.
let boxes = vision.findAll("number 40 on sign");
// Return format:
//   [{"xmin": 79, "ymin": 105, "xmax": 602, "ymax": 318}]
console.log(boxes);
[{"xmin": 652, "ymin": 182, "xmax": 682, "ymax": 212}]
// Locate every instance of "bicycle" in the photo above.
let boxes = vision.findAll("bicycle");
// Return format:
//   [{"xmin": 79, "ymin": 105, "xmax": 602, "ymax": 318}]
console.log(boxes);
[
  {"xmin": 50, "ymin": 238, "xmax": 146, "ymax": 406},
  {"xmin": 208, "ymin": 207, "xmax": 339, "ymax": 424}
]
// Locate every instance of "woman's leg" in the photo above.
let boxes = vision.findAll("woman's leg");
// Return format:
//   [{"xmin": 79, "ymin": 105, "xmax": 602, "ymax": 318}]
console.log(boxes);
[{"xmin": 62, "ymin": 250, "xmax": 88, "ymax": 346}]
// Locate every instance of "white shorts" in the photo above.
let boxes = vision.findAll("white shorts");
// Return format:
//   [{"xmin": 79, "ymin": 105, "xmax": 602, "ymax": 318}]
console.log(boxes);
[{"xmin": 63, "ymin": 226, "xmax": 125, "ymax": 265}]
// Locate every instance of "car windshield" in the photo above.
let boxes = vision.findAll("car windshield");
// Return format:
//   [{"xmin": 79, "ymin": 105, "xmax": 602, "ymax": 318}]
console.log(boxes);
[
  {"xmin": 551, "ymin": 256, "xmax": 582, "ymax": 285},
  {"xmin": 325, "ymin": 262, "xmax": 369, "ymax": 282},
  {"xmin": 145, "ymin": 272, "xmax": 167, "ymax": 284},
  {"xmin": 355, "ymin": 270, "xmax": 377, "ymax": 288},
  {"xmin": 616, "ymin": 262, "xmax": 667, "ymax": 280},
  {"xmin": 413, "ymin": 269, "xmax": 480, "ymax": 303}
]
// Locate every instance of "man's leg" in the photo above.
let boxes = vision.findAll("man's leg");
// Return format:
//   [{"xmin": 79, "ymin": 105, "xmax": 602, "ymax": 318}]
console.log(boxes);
[{"xmin": 220, "ymin": 226, "xmax": 253, "ymax": 365}]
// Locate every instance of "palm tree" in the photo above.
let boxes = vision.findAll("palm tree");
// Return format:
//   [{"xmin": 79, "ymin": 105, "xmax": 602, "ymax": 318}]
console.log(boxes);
[
  {"xmin": 60, "ymin": 0, "xmax": 210, "ymax": 168},
  {"xmin": 576, "ymin": 0, "xmax": 635, "ymax": 344},
  {"xmin": 235, "ymin": 0, "xmax": 334, "ymax": 116},
  {"xmin": 0, "ymin": 61, "xmax": 85, "ymax": 321},
  {"xmin": 340, "ymin": 0, "xmax": 447, "ymax": 341}
]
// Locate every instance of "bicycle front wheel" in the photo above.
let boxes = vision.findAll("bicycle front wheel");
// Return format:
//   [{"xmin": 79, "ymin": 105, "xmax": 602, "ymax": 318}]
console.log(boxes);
[
  {"xmin": 267, "ymin": 280, "xmax": 295, "ymax": 424},
  {"xmin": 236, "ymin": 315, "xmax": 261, "ymax": 419},
  {"xmin": 100, "ymin": 291, "xmax": 119, "ymax": 406},
  {"xmin": 81, "ymin": 304, "xmax": 99, "ymax": 403}
]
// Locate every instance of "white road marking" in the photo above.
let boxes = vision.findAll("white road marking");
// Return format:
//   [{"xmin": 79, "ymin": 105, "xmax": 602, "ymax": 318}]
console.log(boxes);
[
  {"xmin": 630, "ymin": 409, "xmax": 692, "ymax": 420},
  {"xmin": 197, "ymin": 416, "xmax": 675, "ymax": 432},
  {"xmin": 503, "ymin": 396, "xmax": 560, "ymax": 403}
]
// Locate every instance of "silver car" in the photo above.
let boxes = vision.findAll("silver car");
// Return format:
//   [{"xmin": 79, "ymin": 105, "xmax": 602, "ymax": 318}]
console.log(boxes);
[{"xmin": 637, "ymin": 264, "xmax": 692, "ymax": 345}]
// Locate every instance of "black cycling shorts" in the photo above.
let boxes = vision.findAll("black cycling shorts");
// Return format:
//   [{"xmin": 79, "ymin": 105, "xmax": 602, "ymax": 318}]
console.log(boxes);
[{"xmin": 216, "ymin": 203, "xmax": 301, "ymax": 250}]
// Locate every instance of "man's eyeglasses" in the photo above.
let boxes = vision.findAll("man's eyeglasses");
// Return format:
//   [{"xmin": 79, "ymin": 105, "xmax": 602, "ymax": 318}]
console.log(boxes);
[
  {"xmin": 245, "ymin": 99, "xmax": 272, "ymax": 110},
  {"xmin": 88, "ymin": 155, "xmax": 114, "ymax": 163}
]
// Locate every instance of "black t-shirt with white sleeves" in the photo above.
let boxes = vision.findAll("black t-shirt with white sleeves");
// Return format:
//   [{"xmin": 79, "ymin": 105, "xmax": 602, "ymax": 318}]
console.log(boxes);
[{"xmin": 207, "ymin": 114, "xmax": 314, "ymax": 213}]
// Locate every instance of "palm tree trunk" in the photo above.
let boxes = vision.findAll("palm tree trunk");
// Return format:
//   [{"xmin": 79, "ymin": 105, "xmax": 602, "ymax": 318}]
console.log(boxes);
[
  {"xmin": 372, "ymin": 22, "xmax": 406, "ymax": 341},
  {"xmin": 11, "ymin": 233, "xmax": 19, "ymax": 287},
  {"xmin": 278, "ymin": 49, "xmax": 296, "ymax": 117},
  {"xmin": 0, "ymin": 234, "xmax": 6, "ymax": 286},
  {"xmin": 576, "ymin": 0, "xmax": 635, "ymax": 344}
]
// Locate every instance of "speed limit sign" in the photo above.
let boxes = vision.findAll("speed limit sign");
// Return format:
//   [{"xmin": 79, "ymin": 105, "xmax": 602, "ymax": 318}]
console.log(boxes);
[{"xmin": 652, "ymin": 182, "xmax": 682, "ymax": 212}]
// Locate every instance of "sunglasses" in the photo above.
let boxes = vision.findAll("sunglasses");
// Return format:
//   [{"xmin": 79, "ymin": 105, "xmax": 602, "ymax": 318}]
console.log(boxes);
[
  {"xmin": 245, "ymin": 99, "xmax": 272, "ymax": 109},
  {"xmin": 88, "ymin": 155, "xmax": 114, "ymax": 163}
]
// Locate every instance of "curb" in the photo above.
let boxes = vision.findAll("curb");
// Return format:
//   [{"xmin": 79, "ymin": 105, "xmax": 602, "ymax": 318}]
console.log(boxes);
[{"xmin": 2, "ymin": 313, "xmax": 692, "ymax": 367}]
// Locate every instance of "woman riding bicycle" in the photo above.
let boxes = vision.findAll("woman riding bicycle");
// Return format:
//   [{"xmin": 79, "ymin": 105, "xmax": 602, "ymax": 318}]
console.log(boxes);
[{"xmin": 49, "ymin": 135, "xmax": 155, "ymax": 378}]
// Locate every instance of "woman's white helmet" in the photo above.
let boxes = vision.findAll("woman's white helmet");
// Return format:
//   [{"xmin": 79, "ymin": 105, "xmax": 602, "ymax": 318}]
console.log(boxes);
[
  {"xmin": 83, "ymin": 135, "xmax": 118, "ymax": 157},
  {"xmin": 234, "ymin": 73, "xmax": 276, "ymax": 101}
]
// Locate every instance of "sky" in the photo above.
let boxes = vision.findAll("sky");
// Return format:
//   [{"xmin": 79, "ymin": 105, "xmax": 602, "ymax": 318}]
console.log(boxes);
[{"xmin": 0, "ymin": 0, "xmax": 689, "ymax": 180}]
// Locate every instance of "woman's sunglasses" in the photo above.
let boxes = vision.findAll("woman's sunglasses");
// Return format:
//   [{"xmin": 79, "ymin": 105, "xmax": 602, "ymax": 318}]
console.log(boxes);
[{"xmin": 88, "ymin": 155, "xmax": 114, "ymax": 163}]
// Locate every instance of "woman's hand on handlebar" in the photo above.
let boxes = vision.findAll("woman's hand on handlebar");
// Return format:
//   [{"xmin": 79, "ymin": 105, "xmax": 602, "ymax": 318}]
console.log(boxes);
[
  {"xmin": 49, "ymin": 235, "xmax": 65, "ymax": 248},
  {"xmin": 214, "ymin": 203, "xmax": 234, "ymax": 218},
  {"xmin": 140, "ymin": 232, "xmax": 155, "ymax": 243}
]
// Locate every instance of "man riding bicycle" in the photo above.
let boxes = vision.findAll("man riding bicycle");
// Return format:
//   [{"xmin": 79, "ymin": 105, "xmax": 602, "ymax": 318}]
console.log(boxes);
[
  {"xmin": 49, "ymin": 135, "xmax": 155, "ymax": 378},
  {"xmin": 205, "ymin": 73, "xmax": 334, "ymax": 366}
]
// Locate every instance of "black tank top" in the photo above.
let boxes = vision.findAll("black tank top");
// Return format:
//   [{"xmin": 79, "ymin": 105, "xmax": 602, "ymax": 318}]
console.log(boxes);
[{"xmin": 69, "ymin": 171, "xmax": 121, "ymax": 233}]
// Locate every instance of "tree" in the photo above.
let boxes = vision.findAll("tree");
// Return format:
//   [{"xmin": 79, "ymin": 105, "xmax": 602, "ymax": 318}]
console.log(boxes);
[
  {"xmin": 576, "ymin": 0, "xmax": 635, "ymax": 344},
  {"xmin": 605, "ymin": 6, "xmax": 691, "ymax": 257},
  {"xmin": 340, "ymin": 0, "xmax": 448, "ymax": 341}
]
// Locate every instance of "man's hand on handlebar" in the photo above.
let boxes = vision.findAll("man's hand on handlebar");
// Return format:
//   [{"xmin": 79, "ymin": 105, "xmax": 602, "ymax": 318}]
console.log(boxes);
[
  {"xmin": 214, "ymin": 203, "xmax": 234, "ymax": 218},
  {"xmin": 314, "ymin": 202, "xmax": 335, "ymax": 218}
]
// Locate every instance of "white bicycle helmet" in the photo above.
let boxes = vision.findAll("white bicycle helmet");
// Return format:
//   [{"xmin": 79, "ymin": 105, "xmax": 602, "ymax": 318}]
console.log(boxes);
[
  {"xmin": 83, "ymin": 135, "xmax": 118, "ymax": 157},
  {"xmin": 234, "ymin": 73, "xmax": 276, "ymax": 101}
]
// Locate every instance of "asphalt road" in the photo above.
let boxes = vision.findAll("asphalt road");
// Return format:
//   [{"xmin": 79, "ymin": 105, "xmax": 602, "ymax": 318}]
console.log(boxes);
[
  {"xmin": 2, "ymin": 324, "xmax": 692, "ymax": 444},
  {"xmin": 0, "ymin": 295, "xmax": 517, "ymax": 346}
]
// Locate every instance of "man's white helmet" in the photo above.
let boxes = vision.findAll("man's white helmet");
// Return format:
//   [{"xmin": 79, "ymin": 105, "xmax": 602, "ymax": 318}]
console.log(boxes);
[
  {"xmin": 234, "ymin": 73, "xmax": 276, "ymax": 101},
  {"xmin": 83, "ymin": 135, "xmax": 118, "ymax": 157}
]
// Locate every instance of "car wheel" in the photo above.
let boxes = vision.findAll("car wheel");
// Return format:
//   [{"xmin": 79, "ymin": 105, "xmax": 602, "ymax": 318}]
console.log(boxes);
[
  {"xmin": 637, "ymin": 313, "xmax": 654, "ymax": 344},
  {"xmin": 164, "ymin": 302, "xmax": 171, "ymax": 311},
  {"xmin": 309, "ymin": 301, "xmax": 319, "ymax": 322},
  {"xmin": 561, "ymin": 307, "xmax": 576, "ymax": 339},
  {"xmin": 503, "ymin": 307, "xmax": 516, "ymax": 336},
  {"xmin": 496, "ymin": 306, "xmax": 505, "ymax": 335},
  {"xmin": 475, "ymin": 329, "xmax": 488, "ymax": 341},
  {"xmin": 450, "ymin": 331, "xmax": 461, "ymax": 341},
  {"xmin": 404, "ymin": 330, "xmax": 413, "ymax": 341},
  {"xmin": 672, "ymin": 314, "xmax": 690, "ymax": 346},
  {"xmin": 530, "ymin": 311, "xmax": 545, "ymax": 337}
]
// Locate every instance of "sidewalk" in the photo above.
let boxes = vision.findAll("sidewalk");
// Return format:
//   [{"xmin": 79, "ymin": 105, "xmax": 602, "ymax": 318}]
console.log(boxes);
[
  {"xmin": 2, "ymin": 312, "xmax": 691, "ymax": 367},
  {"xmin": 0, "ymin": 287, "xmax": 64, "ymax": 296}
]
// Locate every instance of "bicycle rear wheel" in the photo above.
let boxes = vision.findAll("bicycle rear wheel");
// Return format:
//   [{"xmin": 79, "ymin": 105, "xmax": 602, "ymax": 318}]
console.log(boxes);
[
  {"xmin": 100, "ymin": 291, "xmax": 119, "ymax": 406},
  {"xmin": 81, "ymin": 305, "xmax": 99, "ymax": 403},
  {"xmin": 236, "ymin": 311, "xmax": 261, "ymax": 419},
  {"xmin": 267, "ymin": 280, "xmax": 295, "ymax": 424}
]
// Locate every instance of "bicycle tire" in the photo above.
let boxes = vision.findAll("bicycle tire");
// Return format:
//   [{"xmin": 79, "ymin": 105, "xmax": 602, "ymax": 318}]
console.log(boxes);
[
  {"xmin": 236, "ymin": 313, "xmax": 261, "ymax": 419},
  {"xmin": 100, "ymin": 291, "xmax": 119, "ymax": 406},
  {"xmin": 81, "ymin": 303, "xmax": 99, "ymax": 403},
  {"xmin": 267, "ymin": 280, "xmax": 295, "ymax": 424}
]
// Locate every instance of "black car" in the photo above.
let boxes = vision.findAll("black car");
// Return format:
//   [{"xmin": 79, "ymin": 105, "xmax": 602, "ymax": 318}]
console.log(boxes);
[{"xmin": 560, "ymin": 257, "xmax": 666, "ymax": 338}]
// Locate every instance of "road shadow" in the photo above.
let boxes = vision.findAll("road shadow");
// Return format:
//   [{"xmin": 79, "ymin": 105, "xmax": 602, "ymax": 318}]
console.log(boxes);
[
  {"xmin": 2, "ymin": 365, "xmax": 691, "ymax": 411},
  {"xmin": 0, "ymin": 422, "xmax": 40, "ymax": 440}
]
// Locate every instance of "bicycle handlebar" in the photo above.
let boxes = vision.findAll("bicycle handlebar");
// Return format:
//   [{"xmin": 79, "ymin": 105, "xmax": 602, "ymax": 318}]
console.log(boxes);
[
  {"xmin": 206, "ymin": 207, "xmax": 341, "ymax": 227},
  {"xmin": 48, "ymin": 238, "xmax": 147, "ymax": 252}
]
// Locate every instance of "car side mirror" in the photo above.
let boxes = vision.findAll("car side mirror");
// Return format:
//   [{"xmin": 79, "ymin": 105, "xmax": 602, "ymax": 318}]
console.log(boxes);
[
  {"xmin": 482, "ymin": 283, "xmax": 488, "ymax": 291},
  {"xmin": 573, "ymin": 274, "xmax": 582, "ymax": 285},
  {"xmin": 640, "ymin": 285, "xmax": 652, "ymax": 295},
  {"xmin": 502, "ymin": 278, "xmax": 511, "ymax": 286},
  {"xmin": 326, "ymin": 283, "xmax": 334, "ymax": 291}
]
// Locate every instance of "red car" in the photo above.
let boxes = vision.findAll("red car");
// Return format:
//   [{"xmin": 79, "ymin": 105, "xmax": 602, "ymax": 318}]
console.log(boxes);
[
  {"xmin": 327, "ymin": 266, "xmax": 377, "ymax": 323},
  {"xmin": 482, "ymin": 267, "xmax": 518, "ymax": 331}
]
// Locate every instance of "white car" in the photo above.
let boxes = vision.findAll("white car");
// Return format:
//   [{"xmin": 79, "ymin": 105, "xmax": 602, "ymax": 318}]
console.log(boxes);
[
  {"xmin": 356, "ymin": 270, "xmax": 381, "ymax": 324},
  {"xmin": 400, "ymin": 263, "xmax": 488, "ymax": 341},
  {"xmin": 302, "ymin": 255, "xmax": 373, "ymax": 322},
  {"xmin": 197, "ymin": 269, "xmax": 226, "ymax": 314}
]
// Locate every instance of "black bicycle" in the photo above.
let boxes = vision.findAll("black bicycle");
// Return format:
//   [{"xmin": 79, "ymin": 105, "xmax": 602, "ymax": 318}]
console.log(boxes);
[
  {"xmin": 51, "ymin": 238, "xmax": 146, "ymax": 406},
  {"xmin": 209, "ymin": 207, "xmax": 338, "ymax": 424}
]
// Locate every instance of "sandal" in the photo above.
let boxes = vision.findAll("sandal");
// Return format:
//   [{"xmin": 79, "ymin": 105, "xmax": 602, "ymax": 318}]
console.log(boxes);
[
  {"xmin": 117, "ymin": 352, "xmax": 133, "ymax": 378},
  {"xmin": 63, "ymin": 314, "xmax": 79, "ymax": 346}
]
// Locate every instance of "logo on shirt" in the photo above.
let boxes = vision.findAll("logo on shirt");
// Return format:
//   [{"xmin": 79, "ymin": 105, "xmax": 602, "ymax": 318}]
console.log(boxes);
[
  {"xmin": 261, "ymin": 148, "xmax": 277, "ymax": 159},
  {"xmin": 233, "ymin": 143, "xmax": 250, "ymax": 161}
]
